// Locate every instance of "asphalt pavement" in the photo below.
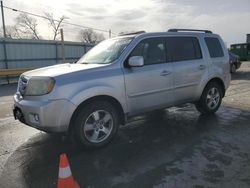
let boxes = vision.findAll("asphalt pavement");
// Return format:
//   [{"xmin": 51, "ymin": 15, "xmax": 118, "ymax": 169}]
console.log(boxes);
[{"xmin": 0, "ymin": 62, "xmax": 250, "ymax": 188}]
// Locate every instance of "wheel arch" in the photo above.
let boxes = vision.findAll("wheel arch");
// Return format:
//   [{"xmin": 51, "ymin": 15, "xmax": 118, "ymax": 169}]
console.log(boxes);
[
  {"xmin": 204, "ymin": 77, "xmax": 226, "ymax": 97},
  {"xmin": 69, "ymin": 95, "xmax": 126, "ymax": 132}
]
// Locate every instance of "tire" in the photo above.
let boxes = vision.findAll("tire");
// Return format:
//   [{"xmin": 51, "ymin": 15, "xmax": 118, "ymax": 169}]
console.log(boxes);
[
  {"xmin": 230, "ymin": 63, "xmax": 236, "ymax": 73},
  {"xmin": 195, "ymin": 82, "xmax": 223, "ymax": 114},
  {"xmin": 72, "ymin": 101, "xmax": 119, "ymax": 148}
]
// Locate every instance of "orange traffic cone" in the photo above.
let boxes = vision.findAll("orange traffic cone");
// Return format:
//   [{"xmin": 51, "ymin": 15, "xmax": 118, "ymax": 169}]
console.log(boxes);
[{"xmin": 57, "ymin": 153, "xmax": 80, "ymax": 188}]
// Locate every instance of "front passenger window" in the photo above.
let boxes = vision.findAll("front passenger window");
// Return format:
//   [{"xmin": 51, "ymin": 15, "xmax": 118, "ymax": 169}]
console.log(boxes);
[{"xmin": 130, "ymin": 38, "xmax": 166, "ymax": 65}]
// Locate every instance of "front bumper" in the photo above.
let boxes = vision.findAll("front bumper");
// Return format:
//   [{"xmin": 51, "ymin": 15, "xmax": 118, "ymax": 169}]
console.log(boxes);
[{"xmin": 13, "ymin": 93, "xmax": 76, "ymax": 133}]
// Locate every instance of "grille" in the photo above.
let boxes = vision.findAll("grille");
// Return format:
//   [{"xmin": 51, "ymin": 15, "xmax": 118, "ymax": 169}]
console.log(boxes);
[{"xmin": 18, "ymin": 75, "xmax": 28, "ymax": 95}]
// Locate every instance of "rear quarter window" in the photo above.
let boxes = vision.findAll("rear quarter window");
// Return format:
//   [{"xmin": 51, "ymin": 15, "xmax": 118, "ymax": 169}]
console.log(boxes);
[{"xmin": 205, "ymin": 37, "xmax": 224, "ymax": 58}]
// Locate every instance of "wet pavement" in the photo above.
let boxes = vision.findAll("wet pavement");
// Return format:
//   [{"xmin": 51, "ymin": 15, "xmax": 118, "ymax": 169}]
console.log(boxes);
[{"xmin": 0, "ymin": 62, "xmax": 250, "ymax": 188}]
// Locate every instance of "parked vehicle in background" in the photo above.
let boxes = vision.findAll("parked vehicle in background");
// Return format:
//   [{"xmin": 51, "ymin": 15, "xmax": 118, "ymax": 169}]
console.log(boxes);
[
  {"xmin": 229, "ymin": 51, "xmax": 241, "ymax": 73},
  {"xmin": 13, "ymin": 29, "xmax": 231, "ymax": 148}
]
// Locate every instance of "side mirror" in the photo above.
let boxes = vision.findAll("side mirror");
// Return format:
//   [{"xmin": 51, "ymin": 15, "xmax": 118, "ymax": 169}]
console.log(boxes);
[{"xmin": 128, "ymin": 56, "xmax": 144, "ymax": 67}]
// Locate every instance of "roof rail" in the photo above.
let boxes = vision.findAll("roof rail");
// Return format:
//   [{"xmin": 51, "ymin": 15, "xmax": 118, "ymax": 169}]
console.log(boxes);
[
  {"xmin": 168, "ymin": 29, "xmax": 212, "ymax": 34},
  {"xmin": 119, "ymin": 31, "xmax": 146, "ymax": 36}
]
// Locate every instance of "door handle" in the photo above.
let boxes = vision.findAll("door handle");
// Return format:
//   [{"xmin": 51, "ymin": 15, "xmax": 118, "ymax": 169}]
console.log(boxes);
[
  {"xmin": 199, "ymin": 65, "xmax": 206, "ymax": 70},
  {"xmin": 160, "ymin": 70, "xmax": 172, "ymax": 76}
]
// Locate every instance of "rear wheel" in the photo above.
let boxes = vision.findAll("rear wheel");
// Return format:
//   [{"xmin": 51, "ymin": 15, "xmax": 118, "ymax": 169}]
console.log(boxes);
[
  {"xmin": 73, "ymin": 101, "xmax": 119, "ymax": 148},
  {"xmin": 231, "ymin": 63, "xmax": 236, "ymax": 73},
  {"xmin": 195, "ymin": 82, "xmax": 223, "ymax": 114}
]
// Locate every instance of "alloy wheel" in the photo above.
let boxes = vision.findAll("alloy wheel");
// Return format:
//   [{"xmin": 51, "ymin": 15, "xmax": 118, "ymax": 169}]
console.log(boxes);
[{"xmin": 83, "ymin": 110, "xmax": 113, "ymax": 143}]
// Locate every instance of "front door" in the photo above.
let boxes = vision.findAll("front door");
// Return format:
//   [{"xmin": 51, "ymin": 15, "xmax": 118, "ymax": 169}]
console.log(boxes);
[{"xmin": 123, "ymin": 37, "xmax": 174, "ymax": 115}]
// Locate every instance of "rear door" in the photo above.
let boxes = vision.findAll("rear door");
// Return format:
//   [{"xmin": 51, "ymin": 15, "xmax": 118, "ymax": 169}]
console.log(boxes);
[{"xmin": 166, "ymin": 36, "xmax": 207, "ymax": 103}]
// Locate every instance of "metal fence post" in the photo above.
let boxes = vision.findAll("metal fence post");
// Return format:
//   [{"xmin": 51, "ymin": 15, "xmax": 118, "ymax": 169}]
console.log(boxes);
[
  {"xmin": 2, "ymin": 39, "xmax": 9, "ymax": 83},
  {"xmin": 84, "ymin": 44, "xmax": 87, "ymax": 54},
  {"xmin": 60, "ymin": 28, "xmax": 65, "ymax": 63},
  {"xmin": 55, "ymin": 42, "xmax": 58, "ymax": 64}
]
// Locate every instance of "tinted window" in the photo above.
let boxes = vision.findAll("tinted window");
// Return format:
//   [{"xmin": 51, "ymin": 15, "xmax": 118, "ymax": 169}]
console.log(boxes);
[
  {"xmin": 130, "ymin": 38, "xmax": 166, "ymax": 65},
  {"xmin": 165, "ymin": 37, "xmax": 202, "ymax": 62},
  {"xmin": 205, "ymin": 37, "xmax": 224, "ymax": 58}
]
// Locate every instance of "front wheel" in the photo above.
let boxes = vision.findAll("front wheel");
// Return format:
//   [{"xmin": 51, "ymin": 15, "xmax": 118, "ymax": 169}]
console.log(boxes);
[
  {"xmin": 73, "ymin": 101, "xmax": 119, "ymax": 148},
  {"xmin": 195, "ymin": 82, "xmax": 223, "ymax": 114}
]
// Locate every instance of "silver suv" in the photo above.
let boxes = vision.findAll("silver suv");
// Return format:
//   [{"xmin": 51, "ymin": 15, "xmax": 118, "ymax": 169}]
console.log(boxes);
[{"xmin": 13, "ymin": 29, "xmax": 231, "ymax": 147}]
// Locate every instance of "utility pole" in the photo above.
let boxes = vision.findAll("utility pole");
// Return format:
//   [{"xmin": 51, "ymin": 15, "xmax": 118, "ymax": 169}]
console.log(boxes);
[
  {"xmin": 60, "ymin": 28, "xmax": 66, "ymax": 64},
  {"xmin": 1, "ymin": 0, "xmax": 9, "ymax": 84},
  {"xmin": 0, "ymin": 1, "xmax": 6, "ymax": 38},
  {"xmin": 109, "ymin": 29, "xmax": 111, "ymax": 38}
]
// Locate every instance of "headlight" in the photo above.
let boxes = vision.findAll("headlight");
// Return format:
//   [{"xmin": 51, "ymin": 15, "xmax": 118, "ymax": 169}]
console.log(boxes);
[{"xmin": 25, "ymin": 77, "xmax": 55, "ymax": 96}]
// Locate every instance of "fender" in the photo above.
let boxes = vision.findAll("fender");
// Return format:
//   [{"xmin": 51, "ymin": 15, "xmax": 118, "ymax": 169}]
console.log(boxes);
[{"xmin": 70, "ymin": 85, "xmax": 128, "ymax": 113}]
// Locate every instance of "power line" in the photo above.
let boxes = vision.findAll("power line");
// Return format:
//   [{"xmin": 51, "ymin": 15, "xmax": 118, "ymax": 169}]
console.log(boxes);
[{"xmin": 3, "ymin": 5, "xmax": 116, "ymax": 35}]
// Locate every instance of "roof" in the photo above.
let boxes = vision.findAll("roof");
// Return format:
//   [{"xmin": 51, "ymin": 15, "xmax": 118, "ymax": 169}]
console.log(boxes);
[{"xmin": 117, "ymin": 29, "xmax": 217, "ymax": 39}]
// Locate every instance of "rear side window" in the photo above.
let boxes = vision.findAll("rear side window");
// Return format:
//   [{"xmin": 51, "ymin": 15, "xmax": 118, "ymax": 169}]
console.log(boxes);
[
  {"xmin": 165, "ymin": 37, "xmax": 202, "ymax": 62},
  {"xmin": 205, "ymin": 37, "xmax": 224, "ymax": 58}
]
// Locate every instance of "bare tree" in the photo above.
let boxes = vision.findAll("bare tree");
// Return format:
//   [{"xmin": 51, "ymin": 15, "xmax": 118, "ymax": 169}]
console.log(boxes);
[
  {"xmin": 15, "ymin": 13, "xmax": 40, "ymax": 39},
  {"xmin": 0, "ymin": 25, "xmax": 21, "ymax": 38},
  {"xmin": 6, "ymin": 26, "xmax": 21, "ymax": 38},
  {"xmin": 78, "ymin": 29, "xmax": 105, "ymax": 44},
  {"xmin": 44, "ymin": 12, "xmax": 67, "ymax": 40}
]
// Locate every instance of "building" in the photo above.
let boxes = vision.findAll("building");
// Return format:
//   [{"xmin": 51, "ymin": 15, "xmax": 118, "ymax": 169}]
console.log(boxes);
[{"xmin": 230, "ymin": 34, "xmax": 250, "ymax": 60}]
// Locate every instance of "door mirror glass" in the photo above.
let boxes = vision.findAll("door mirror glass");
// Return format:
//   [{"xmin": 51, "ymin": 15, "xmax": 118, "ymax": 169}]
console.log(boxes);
[{"xmin": 128, "ymin": 56, "xmax": 144, "ymax": 67}]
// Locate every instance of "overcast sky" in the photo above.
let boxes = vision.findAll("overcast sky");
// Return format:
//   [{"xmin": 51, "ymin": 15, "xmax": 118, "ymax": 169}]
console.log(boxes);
[{"xmin": 2, "ymin": 0, "xmax": 250, "ymax": 45}]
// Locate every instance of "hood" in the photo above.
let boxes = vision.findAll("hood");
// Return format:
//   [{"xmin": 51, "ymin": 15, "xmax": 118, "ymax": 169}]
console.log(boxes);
[{"xmin": 23, "ymin": 63, "xmax": 105, "ymax": 77}]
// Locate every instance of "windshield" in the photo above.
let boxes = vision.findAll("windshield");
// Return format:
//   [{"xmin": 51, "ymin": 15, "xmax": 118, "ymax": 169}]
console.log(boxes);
[{"xmin": 77, "ymin": 37, "xmax": 133, "ymax": 64}]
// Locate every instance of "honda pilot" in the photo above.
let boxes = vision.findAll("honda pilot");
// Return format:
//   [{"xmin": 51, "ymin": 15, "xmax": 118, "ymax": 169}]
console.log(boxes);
[{"xmin": 13, "ymin": 29, "xmax": 231, "ymax": 147}]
